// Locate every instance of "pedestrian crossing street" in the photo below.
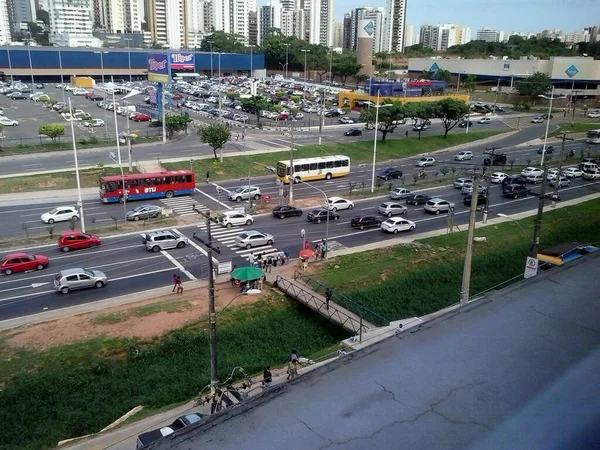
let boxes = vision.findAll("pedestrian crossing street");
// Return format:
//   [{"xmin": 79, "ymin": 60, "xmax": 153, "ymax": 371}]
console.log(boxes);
[
  {"xmin": 160, "ymin": 196, "xmax": 209, "ymax": 216},
  {"xmin": 197, "ymin": 224, "xmax": 280, "ymax": 262}
]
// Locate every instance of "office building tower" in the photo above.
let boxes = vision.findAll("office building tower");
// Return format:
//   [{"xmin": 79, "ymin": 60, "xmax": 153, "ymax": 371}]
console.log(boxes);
[
  {"xmin": 8, "ymin": 0, "xmax": 36, "ymax": 35},
  {"xmin": 332, "ymin": 19, "xmax": 342, "ymax": 48},
  {"xmin": 476, "ymin": 27, "xmax": 500, "ymax": 42},
  {"xmin": 308, "ymin": 0, "xmax": 333, "ymax": 46},
  {"xmin": 258, "ymin": 0, "xmax": 281, "ymax": 45},
  {"xmin": 0, "ymin": 0, "xmax": 10, "ymax": 44},
  {"xmin": 342, "ymin": 12, "xmax": 351, "ymax": 49},
  {"xmin": 48, "ymin": 0, "xmax": 102, "ymax": 46},
  {"xmin": 381, "ymin": 0, "xmax": 406, "ymax": 53}
]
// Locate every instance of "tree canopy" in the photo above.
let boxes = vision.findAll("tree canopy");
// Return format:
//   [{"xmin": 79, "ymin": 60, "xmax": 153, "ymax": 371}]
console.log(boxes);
[
  {"xmin": 515, "ymin": 72, "xmax": 552, "ymax": 98},
  {"xmin": 447, "ymin": 36, "xmax": 580, "ymax": 59},
  {"xmin": 198, "ymin": 124, "xmax": 231, "ymax": 161},
  {"xmin": 433, "ymin": 98, "xmax": 471, "ymax": 137},
  {"xmin": 359, "ymin": 100, "xmax": 405, "ymax": 141},
  {"xmin": 240, "ymin": 95, "xmax": 271, "ymax": 123}
]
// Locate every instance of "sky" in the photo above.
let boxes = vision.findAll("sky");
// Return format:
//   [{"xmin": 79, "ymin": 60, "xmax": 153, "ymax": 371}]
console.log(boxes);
[{"xmin": 334, "ymin": 0, "xmax": 600, "ymax": 33}]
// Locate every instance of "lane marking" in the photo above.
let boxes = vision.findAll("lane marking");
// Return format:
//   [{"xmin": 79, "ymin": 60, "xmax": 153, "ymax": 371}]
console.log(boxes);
[
  {"xmin": 194, "ymin": 187, "xmax": 232, "ymax": 210},
  {"xmin": 173, "ymin": 227, "xmax": 219, "ymax": 265},
  {"xmin": 160, "ymin": 250, "xmax": 196, "ymax": 280}
]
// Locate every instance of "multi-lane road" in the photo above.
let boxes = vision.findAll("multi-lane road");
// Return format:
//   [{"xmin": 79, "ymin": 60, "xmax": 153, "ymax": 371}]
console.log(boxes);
[{"xmin": 1, "ymin": 126, "xmax": 598, "ymax": 322}]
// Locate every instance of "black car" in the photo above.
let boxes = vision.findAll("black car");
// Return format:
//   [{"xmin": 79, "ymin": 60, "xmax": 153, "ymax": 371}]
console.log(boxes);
[
  {"xmin": 307, "ymin": 208, "xmax": 339, "ymax": 223},
  {"xmin": 350, "ymin": 215, "xmax": 382, "ymax": 230},
  {"xmin": 542, "ymin": 113, "xmax": 554, "ymax": 120},
  {"xmin": 272, "ymin": 205, "xmax": 303, "ymax": 219},
  {"xmin": 344, "ymin": 128, "xmax": 362, "ymax": 137},
  {"xmin": 483, "ymin": 153, "xmax": 507, "ymax": 166},
  {"xmin": 89, "ymin": 94, "xmax": 104, "ymax": 101},
  {"xmin": 405, "ymin": 194, "xmax": 431, "ymax": 205},
  {"xmin": 463, "ymin": 193, "xmax": 487, "ymax": 206},
  {"xmin": 325, "ymin": 110, "xmax": 341, "ymax": 117},
  {"xmin": 502, "ymin": 184, "xmax": 529, "ymax": 199},
  {"xmin": 458, "ymin": 120, "xmax": 473, "ymax": 128},
  {"xmin": 377, "ymin": 167, "xmax": 403, "ymax": 180},
  {"xmin": 537, "ymin": 145, "xmax": 554, "ymax": 154},
  {"xmin": 501, "ymin": 175, "xmax": 526, "ymax": 187}
]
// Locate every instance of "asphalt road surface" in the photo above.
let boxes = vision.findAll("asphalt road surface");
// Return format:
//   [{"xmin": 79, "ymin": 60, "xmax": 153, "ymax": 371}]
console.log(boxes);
[{"xmin": 157, "ymin": 252, "xmax": 600, "ymax": 450}]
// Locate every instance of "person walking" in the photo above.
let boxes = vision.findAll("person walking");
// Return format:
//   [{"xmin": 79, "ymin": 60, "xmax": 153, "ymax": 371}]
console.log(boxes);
[
  {"xmin": 172, "ymin": 273, "xmax": 178, "ymax": 292},
  {"xmin": 266, "ymin": 254, "xmax": 273, "ymax": 273},
  {"xmin": 263, "ymin": 366, "xmax": 273, "ymax": 388},
  {"xmin": 206, "ymin": 171, "xmax": 210, "ymax": 184},
  {"xmin": 324, "ymin": 287, "xmax": 333, "ymax": 310},
  {"xmin": 175, "ymin": 275, "xmax": 183, "ymax": 294},
  {"xmin": 405, "ymin": 130, "xmax": 409, "ymax": 137},
  {"xmin": 320, "ymin": 239, "xmax": 327, "ymax": 259},
  {"xmin": 305, "ymin": 240, "xmax": 311, "ymax": 250},
  {"xmin": 249, "ymin": 253, "xmax": 255, "ymax": 267}
]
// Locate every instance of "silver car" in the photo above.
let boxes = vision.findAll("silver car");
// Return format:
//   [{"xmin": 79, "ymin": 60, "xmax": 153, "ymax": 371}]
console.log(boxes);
[
  {"xmin": 228, "ymin": 185, "xmax": 262, "ymax": 202},
  {"xmin": 235, "ymin": 230, "xmax": 274, "ymax": 249},
  {"xmin": 54, "ymin": 268, "xmax": 108, "ymax": 294},
  {"xmin": 378, "ymin": 201, "xmax": 408, "ymax": 217},
  {"xmin": 389, "ymin": 187, "xmax": 412, "ymax": 200}
]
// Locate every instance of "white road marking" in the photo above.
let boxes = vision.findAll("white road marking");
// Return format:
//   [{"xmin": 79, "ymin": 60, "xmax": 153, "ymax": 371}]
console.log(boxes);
[
  {"xmin": 160, "ymin": 250, "xmax": 196, "ymax": 280},
  {"xmin": 52, "ymin": 243, "xmax": 142, "ymax": 260},
  {"xmin": 194, "ymin": 187, "xmax": 232, "ymax": 210}
]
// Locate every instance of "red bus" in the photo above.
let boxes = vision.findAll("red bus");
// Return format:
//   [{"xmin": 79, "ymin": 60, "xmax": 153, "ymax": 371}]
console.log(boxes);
[{"xmin": 99, "ymin": 170, "xmax": 196, "ymax": 203}]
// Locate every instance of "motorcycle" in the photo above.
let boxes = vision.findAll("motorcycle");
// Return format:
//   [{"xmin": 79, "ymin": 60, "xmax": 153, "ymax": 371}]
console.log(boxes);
[{"xmin": 568, "ymin": 149, "xmax": 575, "ymax": 158}]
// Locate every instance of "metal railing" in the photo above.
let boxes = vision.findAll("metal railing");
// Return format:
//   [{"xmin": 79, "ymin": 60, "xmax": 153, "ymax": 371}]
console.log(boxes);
[
  {"xmin": 275, "ymin": 274, "xmax": 370, "ymax": 335},
  {"xmin": 291, "ymin": 271, "xmax": 390, "ymax": 327},
  {"xmin": 0, "ymin": 128, "xmax": 162, "ymax": 148}
]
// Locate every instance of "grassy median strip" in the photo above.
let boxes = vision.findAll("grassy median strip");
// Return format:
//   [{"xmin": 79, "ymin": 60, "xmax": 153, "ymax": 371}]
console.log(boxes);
[
  {"xmin": 0, "ymin": 294, "xmax": 348, "ymax": 450},
  {"xmin": 549, "ymin": 122, "xmax": 599, "ymax": 137},
  {"xmin": 0, "ymin": 135, "xmax": 161, "ymax": 155},
  {"xmin": 317, "ymin": 199, "xmax": 600, "ymax": 321},
  {"xmin": 162, "ymin": 130, "xmax": 504, "ymax": 181}
]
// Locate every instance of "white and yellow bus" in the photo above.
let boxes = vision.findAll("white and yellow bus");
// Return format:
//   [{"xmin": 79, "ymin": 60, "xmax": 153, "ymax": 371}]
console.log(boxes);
[
  {"xmin": 276, "ymin": 155, "xmax": 351, "ymax": 183},
  {"xmin": 586, "ymin": 129, "xmax": 600, "ymax": 144}
]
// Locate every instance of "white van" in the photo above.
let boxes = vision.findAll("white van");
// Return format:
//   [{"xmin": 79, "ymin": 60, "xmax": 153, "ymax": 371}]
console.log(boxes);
[
  {"xmin": 526, "ymin": 173, "xmax": 545, "ymax": 184},
  {"xmin": 583, "ymin": 169, "xmax": 600, "ymax": 180},
  {"xmin": 119, "ymin": 105, "xmax": 136, "ymax": 116},
  {"xmin": 581, "ymin": 162, "xmax": 598, "ymax": 173}
]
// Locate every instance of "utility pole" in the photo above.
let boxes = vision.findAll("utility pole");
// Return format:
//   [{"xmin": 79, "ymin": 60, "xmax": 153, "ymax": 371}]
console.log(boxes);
[
  {"xmin": 288, "ymin": 122, "xmax": 295, "ymax": 203},
  {"xmin": 482, "ymin": 173, "xmax": 491, "ymax": 224},
  {"xmin": 531, "ymin": 166, "xmax": 549, "ymax": 258},
  {"xmin": 318, "ymin": 87, "xmax": 324, "ymax": 145},
  {"xmin": 192, "ymin": 207, "xmax": 221, "ymax": 391},
  {"xmin": 553, "ymin": 132, "xmax": 573, "ymax": 202},
  {"xmin": 460, "ymin": 175, "xmax": 479, "ymax": 304}
]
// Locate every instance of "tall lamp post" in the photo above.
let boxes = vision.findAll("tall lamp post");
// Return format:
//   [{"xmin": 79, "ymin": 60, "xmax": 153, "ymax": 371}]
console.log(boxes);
[
  {"xmin": 27, "ymin": 41, "xmax": 34, "ymax": 91},
  {"xmin": 108, "ymin": 150, "xmax": 127, "ymax": 219},
  {"xmin": 538, "ymin": 87, "xmax": 567, "ymax": 166},
  {"xmin": 58, "ymin": 47, "xmax": 66, "ymax": 103},
  {"xmin": 207, "ymin": 40, "xmax": 214, "ymax": 78},
  {"xmin": 94, "ymin": 51, "xmax": 109, "ymax": 136},
  {"xmin": 68, "ymin": 98, "xmax": 86, "ymax": 232},
  {"xmin": 370, "ymin": 92, "xmax": 393, "ymax": 192},
  {"xmin": 301, "ymin": 49, "xmax": 310, "ymax": 98},
  {"xmin": 249, "ymin": 45, "xmax": 254, "ymax": 77},
  {"xmin": 284, "ymin": 43, "xmax": 290, "ymax": 80},
  {"xmin": 5, "ymin": 44, "xmax": 12, "ymax": 83},
  {"xmin": 124, "ymin": 38, "xmax": 133, "ymax": 83},
  {"xmin": 296, "ymin": 179, "xmax": 331, "ymax": 258}
]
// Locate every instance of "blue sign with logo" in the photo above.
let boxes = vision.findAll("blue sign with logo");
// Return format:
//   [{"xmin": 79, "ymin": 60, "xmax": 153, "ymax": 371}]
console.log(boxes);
[
  {"xmin": 430, "ymin": 62, "xmax": 439, "ymax": 71},
  {"xmin": 565, "ymin": 64, "xmax": 579, "ymax": 78},
  {"xmin": 363, "ymin": 21, "xmax": 375, "ymax": 37},
  {"xmin": 170, "ymin": 52, "xmax": 195, "ymax": 70},
  {"xmin": 147, "ymin": 53, "xmax": 169, "ymax": 83}
]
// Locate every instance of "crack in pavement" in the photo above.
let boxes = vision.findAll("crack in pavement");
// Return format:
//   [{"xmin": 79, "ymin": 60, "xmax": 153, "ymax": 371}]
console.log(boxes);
[
  {"xmin": 530, "ymin": 305, "xmax": 598, "ymax": 332},
  {"xmin": 313, "ymin": 381, "xmax": 489, "ymax": 450}
]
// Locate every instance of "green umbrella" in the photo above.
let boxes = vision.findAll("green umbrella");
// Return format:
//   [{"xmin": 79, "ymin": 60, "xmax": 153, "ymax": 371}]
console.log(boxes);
[{"xmin": 230, "ymin": 266, "xmax": 265, "ymax": 281}]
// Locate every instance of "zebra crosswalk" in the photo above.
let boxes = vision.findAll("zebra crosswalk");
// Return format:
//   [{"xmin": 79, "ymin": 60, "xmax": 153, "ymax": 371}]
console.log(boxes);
[
  {"xmin": 198, "ymin": 225, "xmax": 280, "ymax": 262},
  {"xmin": 160, "ymin": 197, "xmax": 209, "ymax": 216}
]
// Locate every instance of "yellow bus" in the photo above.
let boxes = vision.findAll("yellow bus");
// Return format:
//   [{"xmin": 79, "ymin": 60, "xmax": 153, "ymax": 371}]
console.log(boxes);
[{"xmin": 276, "ymin": 155, "xmax": 351, "ymax": 183}]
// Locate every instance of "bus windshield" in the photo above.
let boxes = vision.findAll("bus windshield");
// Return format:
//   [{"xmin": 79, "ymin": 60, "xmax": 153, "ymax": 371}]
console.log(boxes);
[
  {"xmin": 276, "ymin": 162, "xmax": 288, "ymax": 177},
  {"xmin": 586, "ymin": 129, "xmax": 600, "ymax": 144}
]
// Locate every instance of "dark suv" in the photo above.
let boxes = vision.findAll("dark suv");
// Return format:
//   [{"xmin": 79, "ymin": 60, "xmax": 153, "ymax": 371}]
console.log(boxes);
[
  {"xmin": 350, "ymin": 215, "xmax": 382, "ymax": 230},
  {"xmin": 307, "ymin": 208, "xmax": 339, "ymax": 223},
  {"xmin": 502, "ymin": 184, "xmax": 529, "ymax": 199},
  {"xmin": 463, "ymin": 193, "xmax": 487, "ymax": 206},
  {"xmin": 501, "ymin": 175, "xmax": 526, "ymax": 187}
]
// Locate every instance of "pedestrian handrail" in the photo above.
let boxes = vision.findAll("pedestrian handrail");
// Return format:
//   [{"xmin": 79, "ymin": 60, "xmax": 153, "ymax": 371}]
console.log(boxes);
[
  {"xmin": 275, "ymin": 275, "xmax": 370, "ymax": 334},
  {"xmin": 292, "ymin": 271, "xmax": 390, "ymax": 327}
]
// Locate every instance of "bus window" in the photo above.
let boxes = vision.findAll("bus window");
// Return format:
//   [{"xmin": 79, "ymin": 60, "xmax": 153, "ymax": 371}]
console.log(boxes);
[
  {"xmin": 309, "ymin": 163, "xmax": 317, "ymax": 170},
  {"xmin": 326, "ymin": 161, "xmax": 334, "ymax": 169},
  {"xmin": 334, "ymin": 160, "xmax": 342, "ymax": 168},
  {"xmin": 318, "ymin": 162, "xmax": 326, "ymax": 170},
  {"xmin": 341, "ymin": 159, "xmax": 349, "ymax": 167}
]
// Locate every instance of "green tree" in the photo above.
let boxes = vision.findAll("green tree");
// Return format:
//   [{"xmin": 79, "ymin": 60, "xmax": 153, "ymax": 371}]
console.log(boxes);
[
  {"xmin": 433, "ymin": 69, "xmax": 452, "ymax": 84},
  {"xmin": 198, "ymin": 124, "xmax": 231, "ymax": 161},
  {"xmin": 240, "ymin": 95, "xmax": 271, "ymax": 124},
  {"xmin": 199, "ymin": 31, "xmax": 247, "ymax": 53},
  {"xmin": 164, "ymin": 114, "xmax": 192, "ymax": 138},
  {"xmin": 515, "ymin": 72, "xmax": 552, "ymax": 98},
  {"xmin": 421, "ymin": 70, "xmax": 435, "ymax": 80},
  {"xmin": 462, "ymin": 74, "xmax": 477, "ymax": 92},
  {"xmin": 331, "ymin": 55, "xmax": 362, "ymax": 85},
  {"xmin": 38, "ymin": 124, "xmax": 65, "ymax": 142},
  {"xmin": 404, "ymin": 102, "xmax": 435, "ymax": 140},
  {"xmin": 359, "ymin": 100, "xmax": 405, "ymax": 142},
  {"xmin": 434, "ymin": 98, "xmax": 471, "ymax": 137}
]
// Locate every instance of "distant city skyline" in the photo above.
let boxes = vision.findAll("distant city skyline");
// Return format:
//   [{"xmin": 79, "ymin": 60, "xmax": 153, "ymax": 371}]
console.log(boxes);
[{"xmin": 335, "ymin": 0, "xmax": 599, "ymax": 34}]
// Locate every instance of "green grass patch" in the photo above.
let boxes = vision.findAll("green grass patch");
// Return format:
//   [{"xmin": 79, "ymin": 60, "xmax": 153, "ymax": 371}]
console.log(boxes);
[
  {"xmin": 91, "ymin": 312, "xmax": 128, "ymax": 325},
  {"xmin": 131, "ymin": 301, "xmax": 193, "ymax": 317},
  {"xmin": 0, "ymin": 135, "xmax": 161, "ymax": 154},
  {"xmin": 0, "ymin": 294, "xmax": 348, "ymax": 450},
  {"xmin": 163, "ymin": 131, "xmax": 504, "ymax": 181},
  {"xmin": 549, "ymin": 122, "xmax": 600, "ymax": 137},
  {"xmin": 317, "ymin": 199, "xmax": 600, "ymax": 321}
]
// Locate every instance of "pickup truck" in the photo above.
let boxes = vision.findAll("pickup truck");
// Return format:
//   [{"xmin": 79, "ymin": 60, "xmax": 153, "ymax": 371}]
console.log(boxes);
[{"xmin": 136, "ymin": 413, "xmax": 203, "ymax": 449}]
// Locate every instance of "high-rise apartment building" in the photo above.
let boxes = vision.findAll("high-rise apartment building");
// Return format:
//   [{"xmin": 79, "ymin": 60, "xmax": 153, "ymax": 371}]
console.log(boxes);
[
  {"xmin": 381, "ymin": 0, "xmax": 406, "ymax": 53},
  {"xmin": 258, "ymin": 0, "xmax": 281, "ymax": 45},
  {"xmin": 307, "ymin": 0, "xmax": 333, "ymax": 46},
  {"xmin": 348, "ymin": 6, "xmax": 384, "ymax": 53},
  {"xmin": 96, "ymin": 0, "xmax": 143, "ymax": 33},
  {"xmin": 281, "ymin": 8, "xmax": 306, "ymax": 40},
  {"xmin": 331, "ymin": 19, "xmax": 342, "ymax": 48},
  {"xmin": 419, "ymin": 23, "xmax": 471, "ymax": 51},
  {"xmin": 48, "ymin": 0, "xmax": 101, "ymax": 46},
  {"xmin": 185, "ymin": 0, "xmax": 211, "ymax": 48},
  {"xmin": 7, "ymin": 0, "xmax": 36, "ymax": 35},
  {"xmin": 476, "ymin": 27, "xmax": 500, "ymax": 42},
  {"xmin": 342, "ymin": 12, "xmax": 351, "ymax": 49},
  {"xmin": 248, "ymin": 9, "xmax": 258, "ymax": 45},
  {"xmin": 0, "ymin": 0, "xmax": 11, "ymax": 44},
  {"xmin": 210, "ymin": 0, "xmax": 256, "ymax": 44},
  {"xmin": 404, "ymin": 23, "xmax": 415, "ymax": 47}
]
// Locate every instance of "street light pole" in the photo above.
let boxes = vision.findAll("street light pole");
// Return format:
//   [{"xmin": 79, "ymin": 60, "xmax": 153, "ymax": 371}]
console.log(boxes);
[
  {"xmin": 249, "ymin": 45, "xmax": 253, "ymax": 77},
  {"xmin": 301, "ymin": 49, "xmax": 310, "ymax": 98},
  {"xmin": 112, "ymin": 91, "xmax": 127, "ymax": 218},
  {"xmin": 371, "ymin": 92, "xmax": 393, "ymax": 193},
  {"xmin": 538, "ymin": 86, "xmax": 566, "ymax": 166},
  {"xmin": 27, "ymin": 41, "xmax": 34, "ymax": 91},
  {"xmin": 95, "ymin": 51, "xmax": 108, "ymax": 136},
  {"xmin": 207, "ymin": 41, "xmax": 214, "ymax": 79},
  {"xmin": 297, "ymin": 179, "xmax": 330, "ymax": 258},
  {"xmin": 68, "ymin": 98, "xmax": 86, "ymax": 232},
  {"xmin": 58, "ymin": 48, "xmax": 66, "ymax": 103},
  {"xmin": 285, "ymin": 44, "xmax": 289, "ymax": 80},
  {"xmin": 125, "ymin": 38, "xmax": 132, "ymax": 83},
  {"xmin": 459, "ymin": 176, "xmax": 479, "ymax": 304},
  {"xmin": 5, "ymin": 44, "xmax": 12, "ymax": 83}
]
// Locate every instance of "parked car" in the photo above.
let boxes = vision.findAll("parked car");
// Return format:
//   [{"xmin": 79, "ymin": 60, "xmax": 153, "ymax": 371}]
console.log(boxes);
[
  {"xmin": 463, "ymin": 193, "xmax": 487, "ymax": 207},
  {"xmin": 501, "ymin": 175, "xmax": 527, "ymax": 187},
  {"xmin": 0, "ymin": 117, "xmax": 19, "ymax": 126},
  {"xmin": 272, "ymin": 205, "xmax": 303, "ymax": 219},
  {"xmin": 502, "ymin": 184, "xmax": 529, "ymax": 199},
  {"xmin": 530, "ymin": 116, "xmax": 544, "ymax": 123},
  {"xmin": 377, "ymin": 167, "xmax": 403, "ymax": 180},
  {"xmin": 564, "ymin": 167, "xmax": 583, "ymax": 178},
  {"xmin": 133, "ymin": 113, "xmax": 152, "ymax": 122},
  {"xmin": 89, "ymin": 94, "xmax": 104, "ymax": 101},
  {"xmin": 526, "ymin": 173, "xmax": 545, "ymax": 184},
  {"xmin": 389, "ymin": 187, "xmax": 412, "ymax": 200},
  {"xmin": 234, "ymin": 230, "xmax": 274, "ymax": 249},
  {"xmin": 461, "ymin": 184, "xmax": 487, "ymax": 195},
  {"xmin": 344, "ymin": 128, "xmax": 362, "ymax": 137},
  {"xmin": 453, "ymin": 177, "xmax": 473, "ymax": 189},
  {"xmin": 549, "ymin": 176, "xmax": 570, "ymax": 188},
  {"xmin": 218, "ymin": 211, "xmax": 254, "ymax": 228},
  {"xmin": 307, "ymin": 209, "xmax": 340, "ymax": 223},
  {"xmin": 53, "ymin": 268, "xmax": 107, "ymax": 294},
  {"xmin": 1, "ymin": 252, "xmax": 49, "ymax": 275},
  {"xmin": 324, "ymin": 197, "xmax": 354, "ymax": 211},
  {"xmin": 143, "ymin": 230, "xmax": 188, "ymax": 252},
  {"xmin": 136, "ymin": 413, "xmax": 203, "ymax": 450},
  {"xmin": 521, "ymin": 167, "xmax": 543, "ymax": 177},
  {"xmin": 454, "ymin": 151, "xmax": 473, "ymax": 161},
  {"xmin": 378, "ymin": 201, "xmax": 408, "ymax": 217},
  {"xmin": 537, "ymin": 145, "xmax": 554, "ymax": 154},
  {"xmin": 58, "ymin": 231, "xmax": 101, "ymax": 252},
  {"xmin": 490, "ymin": 172, "xmax": 508, "ymax": 183},
  {"xmin": 416, "ymin": 157, "xmax": 435, "ymax": 167},
  {"xmin": 126, "ymin": 204, "xmax": 163, "ymax": 221},
  {"xmin": 83, "ymin": 118, "xmax": 105, "ymax": 127},
  {"xmin": 228, "ymin": 185, "xmax": 261, "ymax": 202},
  {"xmin": 338, "ymin": 116, "xmax": 355, "ymax": 124},
  {"xmin": 381, "ymin": 217, "xmax": 416, "ymax": 234},
  {"xmin": 583, "ymin": 169, "xmax": 600, "ymax": 180},
  {"xmin": 424, "ymin": 198, "xmax": 455, "ymax": 215},
  {"xmin": 405, "ymin": 193, "xmax": 431, "ymax": 205},
  {"xmin": 41, "ymin": 206, "xmax": 80, "ymax": 224},
  {"xmin": 586, "ymin": 111, "xmax": 600, "ymax": 118},
  {"xmin": 350, "ymin": 215, "xmax": 382, "ymax": 230},
  {"xmin": 7, "ymin": 92, "xmax": 27, "ymax": 100}
]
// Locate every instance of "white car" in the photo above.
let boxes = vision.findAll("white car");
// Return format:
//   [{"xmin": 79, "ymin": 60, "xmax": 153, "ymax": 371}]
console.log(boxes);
[
  {"xmin": 530, "ymin": 116, "xmax": 544, "ymax": 123},
  {"xmin": 478, "ymin": 117, "xmax": 492, "ymax": 124},
  {"xmin": 381, "ymin": 217, "xmax": 416, "ymax": 234},
  {"xmin": 41, "ymin": 206, "xmax": 80, "ymax": 224},
  {"xmin": 324, "ymin": 197, "xmax": 355, "ymax": 212},
  {"xmin": 61, "ymin": 113, "xmax": 81, "ymax": 121},
  {"xmin": 83, "ymin": 119, "xmax": 105, "ymax": 127},
  {"xmin": 521, "ymin": 166, "xmax": 542, "ymax": 177},
  {"xmin": 586, "ymin": 111, "xmax": 600, "ymax": 118},
  {"xmin": 564, "ymin": 167, "xmax": 583, "ymax": 178},
  {"xmin": 454, "ymin": 151, "xmax": 473, "ymax": 161},
  {"xmin": 29, "ymin": 91, "xmax": 45, "ymax": 99},
  {"xmin": 218, "ymin": 211, "xmax": 254, "ymax": 228},
  {"xmin": 490, "ymin": 172, "xmax": 508, "ymax": 183},
  {"xmin": 0, "ymin": 117, "xmax": 19, "ymax": 126},
  {"xmin": 416, "ymin": 157, "xmax": 436, "ymax": 167},
  {"xmin": 294, "ymin": 112, "xmax": 304, "ymax": 119},
  {"xmin": 546, "ymin": 168, "xmax": 565, "ymax": 181},
  {"xmin": 549, "ymin": 176, "xmax": 570, "ymax": 188},
  {"xmin": 72, "ymin": 88, "xmax": 89, "ymax": 96},
  {"xmin": 234, "ymin": 230, "xmax": 274, "ymax": 249}
]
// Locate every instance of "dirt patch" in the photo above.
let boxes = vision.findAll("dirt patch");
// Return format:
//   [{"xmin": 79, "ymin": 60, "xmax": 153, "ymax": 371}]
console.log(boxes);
[{"xmin": 3, "ymin": 284, "xmax": 266, "ymax": 351}]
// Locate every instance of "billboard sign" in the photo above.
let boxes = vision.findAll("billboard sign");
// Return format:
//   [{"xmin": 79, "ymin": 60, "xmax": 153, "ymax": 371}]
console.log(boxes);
[
  {"xmin": 170, "ymin": 52, "xmax": 195, "ymax": 70},
  {"xmin": 358, "ymin": 19, "xmax": 375, "ymax": 39},
  {"xmin": 147, "ymin": 53, "xmax": 169, "ymax": 83}
]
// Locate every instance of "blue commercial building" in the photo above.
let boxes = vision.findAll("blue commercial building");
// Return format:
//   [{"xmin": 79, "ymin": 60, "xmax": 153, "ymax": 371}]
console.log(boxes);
[
  {"xmin": 0, "ymin": 47, "xmax": 264, "ymax": 82},
  {"xmin": 366, "ymin": 80, "xmax": 447, "ymax": 98}
]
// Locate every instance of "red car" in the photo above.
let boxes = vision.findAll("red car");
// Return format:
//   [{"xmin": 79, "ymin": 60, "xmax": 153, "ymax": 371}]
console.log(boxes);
[
  {"xmin": 58, "ymin": 231, "xmax": 101, "ymax": 252},
  {"xmin": 1, "ymin": 252, "xmax": 49, "ymax": 275},
  {"xmin": 84, "ymin": 91, "xmax": 95, "ymax": 99},
  {"xmin": 133, "ymin": 113, "xmax": 152, "ymax": 122},
  {"xmin": 276, "ymin": 114, "xmax": 289, "ymax": 121},
  {"xmin": 171, "ymin": 94, "xmax": 182, "ymax": 100}
]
